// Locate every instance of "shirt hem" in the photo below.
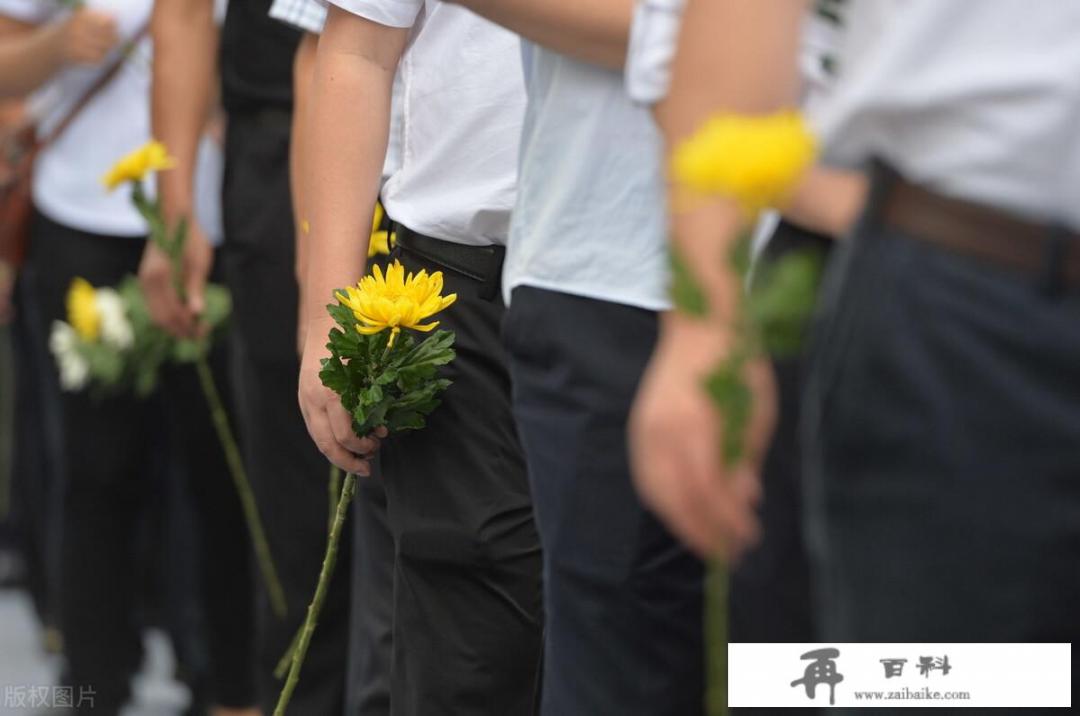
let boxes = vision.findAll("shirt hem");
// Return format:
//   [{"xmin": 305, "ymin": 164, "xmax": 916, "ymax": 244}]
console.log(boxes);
[{"xmin": 504, "ymin": 277, "xmax": 671, "ymax": 313}]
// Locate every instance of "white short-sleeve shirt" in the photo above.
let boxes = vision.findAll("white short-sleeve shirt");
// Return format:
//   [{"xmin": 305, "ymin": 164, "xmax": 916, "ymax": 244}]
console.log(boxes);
[
  {"xmin": 327, "ymin": 0, "xmax": 524, "ymax": 246},
  {"xmin": 269, "ymin": 0, "xmax": 403, "ymax": 187},
  {"xmin": 2, "ymin": 0, "xmax": 154, "ymax": 237},
  {"xmin": 815, "ymin": 0, "xmax": 1080, "ymax": 229},
  {"xmin": 502, "ymin": 43, "xmax": 670, "ymax": 310}
]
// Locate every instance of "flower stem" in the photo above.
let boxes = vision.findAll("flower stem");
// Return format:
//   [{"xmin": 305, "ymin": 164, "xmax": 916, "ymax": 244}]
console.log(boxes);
[
  {"xmin": 194, "ymin": 353, "xmax": 287, "ymax": 619},
  {"xmin": 706, "ymin": 560, "xmax": 729, "ymax": 716},
  {"xmin": 328, "ymin": 464, "xmax": 342, "ymax": 532},
  {"xmin": 274, "ymin": 472, "xmax": 356, "ymax": 716}
]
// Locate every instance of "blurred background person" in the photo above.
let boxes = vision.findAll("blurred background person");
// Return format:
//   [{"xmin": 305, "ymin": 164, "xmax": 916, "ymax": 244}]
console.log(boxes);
[
  {"xmin": 269, "ymin": 0, "xmax": 396, "ymax": 712},
  {"xmin": 143, "ymin": 1, "xmax": 352, "ymax": 712},
  {"xmin": 0, "ymin": 2, "xmax": 258, "ymax": 714}
]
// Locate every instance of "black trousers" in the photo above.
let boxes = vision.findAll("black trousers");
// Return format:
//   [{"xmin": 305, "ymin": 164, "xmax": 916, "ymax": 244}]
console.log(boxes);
[
  {"xmin": 803, "ymin": 188, "xmax": 1080, "ymax": 711},
  {"xmin": 375, "ymin": 242, "xmax": 543, "ymax": 716},
  {"xmin": 26, "ymin": 209, "xmax": 257, "ymax": 713},
  {"xmin": 222, "ymin": 109, "xmax": 351, "ymax": 715},
  {"xmin": 345, "ymin": 470, "xmax": 394, "ymax": 716},
  {"xmin": 729, "ymin": 221, "xmax": 833, "ymax": 645},
  {"xmin": 504, "ymin": 287, "xmax": 704, "ymax": 716}
]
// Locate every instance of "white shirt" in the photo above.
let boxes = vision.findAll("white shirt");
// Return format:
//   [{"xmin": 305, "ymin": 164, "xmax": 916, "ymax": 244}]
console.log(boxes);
[
  {"xmin": 624, "ymin": 1, "xmax": 845, "ymax": 256},
  {"xmin": 815, "ymin": 0, "xmax": 1080, "ymax": 230},
  {"xmin": 2, "ymin": 0, "xmax": 154, "ymax": 236},
  {"xmin": 503, "ymin": 43, "xmax": 670, "ymax": 310},
  {"xmin": 269, "ymin": 0, "xmax": 403, "ymax": 187},
  {"xmin": 327, "ymin": 0, "xmax": 524, "ymax": 246}
]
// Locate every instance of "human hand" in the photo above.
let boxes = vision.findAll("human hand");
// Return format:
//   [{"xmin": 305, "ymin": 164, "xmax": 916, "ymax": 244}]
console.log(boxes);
[
  {"xmin": 298, "ymin": 323, "xmax": 386, "ymax": 476},
  {"xmin": 630, "ymin": 315, "xmax": 775, "ymax": 561},
  {"xmin": 137, "ymin": 220, "xmax": 213, "ymax": 338},
  {"xmin": 60, "ymin": 9, "xmax": 120, "ymax": 66}
]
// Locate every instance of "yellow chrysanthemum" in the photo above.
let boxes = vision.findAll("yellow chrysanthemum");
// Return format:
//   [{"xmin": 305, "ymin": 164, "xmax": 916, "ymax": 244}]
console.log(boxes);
[
  {"xmin": 336, "ymin": 260, "xmax": 457, "ymax": 347},
  {"xmin": 102, "ymin": 140, "xmax": 176, "ymax": 191},
  {"xmin": 671, "ymin": 111, "xmax": 817, "ymax": 215},
  {"xmin": 66, "ymin": 277, "xmax": 101, "ymax": 342},
  {"xmin": 368, "ymin": 202, "xmax": 395, "ymax": 258}
]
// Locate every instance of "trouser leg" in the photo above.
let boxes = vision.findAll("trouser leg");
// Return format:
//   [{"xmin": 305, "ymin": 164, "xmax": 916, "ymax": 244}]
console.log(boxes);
[
  {"xmin": 803, "ymin": 217, "xmax": 1080, "ymax": 715},
  {"xmin": 223, "ymin": 109, "xmax": 350, "ymax": 715},
  {"xmin": 505, "ymin": 287, "xmax": 704, "ymax": 716},
  {"xmin": 345, "ymin": 469, "xmax": 394, "ymax": 716},
  {"xmin": 27, "ymin": 210, "xmax": 150, "ymax": 714},
  {"xmin": 379, "ymin": 247, "xmax": 543, "ymax": 716},
  {"xmin": 162, "ymin": 331, "xmax": 258, "ymax": 709}
]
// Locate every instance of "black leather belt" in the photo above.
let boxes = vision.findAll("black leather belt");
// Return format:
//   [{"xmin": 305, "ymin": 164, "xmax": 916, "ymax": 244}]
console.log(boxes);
[
  {"xmin": 873, "ymin": 161, "xmax": 1080, "ymax": 292},
  {"xmin": 392, "ymin": 223, "xmax": 505, "ymax": 301}
]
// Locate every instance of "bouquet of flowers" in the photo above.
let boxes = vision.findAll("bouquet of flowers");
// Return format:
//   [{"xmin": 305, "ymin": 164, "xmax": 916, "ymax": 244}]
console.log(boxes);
[
  {"xmin": 49, "ymin": 275, "xmax": 229, "ymax": 396},
  {"xmin": 47, "ymin": 140, "xmax": 288, "ymax": 618},
  {"xmin": 670, "ymin": 111, "xmax": 822, "ymax": 715},
  {"xmin": 274, "ymin": 258, "xmax": 456, "ymax": 716}
]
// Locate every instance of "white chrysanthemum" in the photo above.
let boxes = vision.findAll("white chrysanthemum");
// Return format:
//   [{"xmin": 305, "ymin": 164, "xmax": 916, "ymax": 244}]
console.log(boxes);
[
  {"xmin": 95, "ymin": 288, "xmax": 134, "ymax": 350},
  {"xmin": 49, "ymin": 321, "xmax": 90, "ymax": 391}
]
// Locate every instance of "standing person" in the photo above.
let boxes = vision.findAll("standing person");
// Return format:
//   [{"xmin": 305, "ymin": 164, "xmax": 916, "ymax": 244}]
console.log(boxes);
[
  {"xmin": 141, "ymin": 1, "xmax": 353, "ymax": 713},
  {"xmin": 298, "ymin": 2, "xmax": 543, "ymax": 713},
  {"xmin": 0, "ymin": 2, "xmax": 258, "ymax": 714},
  {"xmin": 440, "ymin": 1, "xmax": 706, "ymax": 712},
  {"xmin": 269, "ymin": 0, "xmax": 395, "ymax": 712},
  {"xmin": 636, "ymin": 0, "xmax": 1080, "ymax": 678}
]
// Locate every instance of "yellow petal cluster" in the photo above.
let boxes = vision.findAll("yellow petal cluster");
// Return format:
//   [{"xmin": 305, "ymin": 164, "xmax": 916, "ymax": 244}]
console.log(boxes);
[
  {"xmin": 336, "ymin": 260, "xmax": 457, "ymax": 346},
  {"xmin": 368, "ymin": 202, "xmax": 395, "ymax": 258},
  {"xmin": 102, "ymin": 140, "xmax": 177, "ymax": 191},
  {"xmin": 671, "ymin": 111, "xmax": 817, "ymax": 215},
  {"xmin": 66, "ymin": 277, "xmax": 101, "ymax": 342}
]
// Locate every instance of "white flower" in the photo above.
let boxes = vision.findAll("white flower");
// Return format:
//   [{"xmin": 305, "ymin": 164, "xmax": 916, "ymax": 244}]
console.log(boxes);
[
  {"xmin": 49, "ymin": 321, "xmax": 90, "ymax": 391},
  {"xmin": 95, "ymin": 288, "xmax": 134, "ymax": 350}
]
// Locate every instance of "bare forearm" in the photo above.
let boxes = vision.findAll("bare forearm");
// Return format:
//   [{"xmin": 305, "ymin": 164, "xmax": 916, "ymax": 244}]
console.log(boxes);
[
  {"xmin": 0, "ymin": 21, "xmax": 65, "ymax": 97},
  {"xmin": 303, "ymin": 11, "xmax": 404, "ymax": 330},
  {"xmin": 660, "ymin": 0, "xmax": 806, "ymax": 324},
  {"xmin": 292, "ymin": 32, "xmax": 319, "ymax": 285},
  {"xmin": 449, "ymin": 0, "xmax": 632, "ymax": 69},
  {"xmin": 151, "ymin": 0, "xmax": 217, "ymax": 219}
]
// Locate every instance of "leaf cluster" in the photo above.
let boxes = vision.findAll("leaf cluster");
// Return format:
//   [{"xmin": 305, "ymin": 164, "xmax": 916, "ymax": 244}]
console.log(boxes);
[
  {"xmin": 75, "ymin": 276, "xmax": 232, "ymax": 398},
  {"xmin": 319, "ymin": 297, "xmax": 456, "ymax": 437}
]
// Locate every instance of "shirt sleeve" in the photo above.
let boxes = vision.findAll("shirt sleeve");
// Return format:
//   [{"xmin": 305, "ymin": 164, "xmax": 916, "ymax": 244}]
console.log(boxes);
[
  {"xmin": 625, "ymin": 0, "xmax": 686, "ymax": 106},
  {"xmin": 0, "ymin": 0, "xmax": 58, "ymax": 24},
  {"xmin": 269, "ymin": 0, "xmax": 328, "ymax": 33},
  {"xmin": 326, "ymin": 0, "xmax": 423, "ymax": 28}
]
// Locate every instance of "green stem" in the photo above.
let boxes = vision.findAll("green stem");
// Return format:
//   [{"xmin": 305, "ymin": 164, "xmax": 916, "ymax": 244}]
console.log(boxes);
[
  {"xmin": 194, "ymin": 354, "xmax": 287, "ymax": 619},
  {"xmin": 706, "ymin": 560, "xmax": 729, "ymax": 716},
  {"xmin": 328, "ymin": 464, "xmax": 342, "ymax": 532},
  {"xmin": 274, "ymin": 626, "xmax": 303, "ymax": 681},
  {"xmin": 274, "ymin": 472, "xmax": 357, "ymax": 716}
]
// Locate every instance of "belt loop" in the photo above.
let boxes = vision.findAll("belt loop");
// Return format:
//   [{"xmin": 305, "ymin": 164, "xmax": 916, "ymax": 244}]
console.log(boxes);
[{"xmin": 1038, "ymin": 224, "xmax": 1072, "ymax": 298}]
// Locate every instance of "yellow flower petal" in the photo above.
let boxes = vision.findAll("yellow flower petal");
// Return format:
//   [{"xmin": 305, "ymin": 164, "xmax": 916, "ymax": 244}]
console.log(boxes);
[
  {"xmin": 66, "ymin": 277, "xmax": 101, "ymax": 342},
  {"xmin": 336, "ymin": 259, "xmax": 457, "ymax": 340},
  {"xmin": 671, "ymin": 111, "xmax": 817, "ymax": 215},
  {"xmin": 102, "ymin": 140, "xmax": 177, "ymax": 191}
]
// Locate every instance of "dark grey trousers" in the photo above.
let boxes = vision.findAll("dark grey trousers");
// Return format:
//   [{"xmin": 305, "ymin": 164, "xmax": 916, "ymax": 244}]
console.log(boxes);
[
  {"xmin": 803, "ymin": 187, "xmax": 1080, "ymax": 652},
  {"xmin": 504, "ymin": 287, "xmax": 704, "ymax": 716}
]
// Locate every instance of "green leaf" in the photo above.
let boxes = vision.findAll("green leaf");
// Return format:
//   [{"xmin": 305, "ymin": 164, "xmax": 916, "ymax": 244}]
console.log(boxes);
[{"xmin": 670, "ymin": 247, "xmax": 709, "ymax": 318}]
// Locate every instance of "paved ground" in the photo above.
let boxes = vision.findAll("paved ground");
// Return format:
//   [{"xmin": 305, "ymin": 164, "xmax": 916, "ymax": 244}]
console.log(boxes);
[{"xmin": 0, "ymin": 588, "xmax": 189, "ymax": 715}]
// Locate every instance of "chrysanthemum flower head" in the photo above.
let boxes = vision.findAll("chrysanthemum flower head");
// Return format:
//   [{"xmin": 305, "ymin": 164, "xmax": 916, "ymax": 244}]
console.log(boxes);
[
  {"xmin": 672, "ymin": 111, "xmax": 817, "ymax": 215},
  {"xmin": 66, "ymin": 277, "xmax": 101, "ymax": 342},
  {"xmin": 102, "ymin": 140, "xmax": 176, "ymax": 191},
  {"xmin": 336, "ymin": 260, "xmax": 457, "ymax": 346}
]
